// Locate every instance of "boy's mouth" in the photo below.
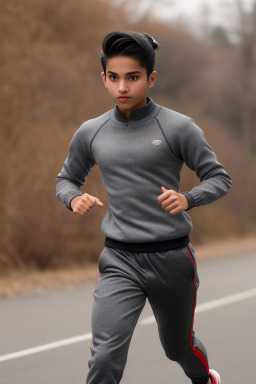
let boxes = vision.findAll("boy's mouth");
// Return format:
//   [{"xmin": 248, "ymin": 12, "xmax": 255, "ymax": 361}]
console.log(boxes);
[{"xmin": 118, "ymin": 96, "xmax": 131, "ymax": 102}]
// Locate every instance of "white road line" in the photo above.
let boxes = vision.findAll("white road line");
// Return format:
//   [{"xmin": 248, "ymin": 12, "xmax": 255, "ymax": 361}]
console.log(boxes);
[
  {"xmin": 0, "ymin": 287, "xmax": 256, "ymax": 363},
  {"xmin": 0, "ymin": 334, "xmax": 92, "ymax": 363}
]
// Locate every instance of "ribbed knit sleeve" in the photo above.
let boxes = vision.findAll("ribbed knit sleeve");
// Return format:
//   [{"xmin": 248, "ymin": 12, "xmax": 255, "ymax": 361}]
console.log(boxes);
[
  {"xmin": 174, "ymin": 118, "xmax": 232, "ymax": 210},
  {"xmin": 56, "ymin": 124, "xmax": 96, "ymax": 211}
]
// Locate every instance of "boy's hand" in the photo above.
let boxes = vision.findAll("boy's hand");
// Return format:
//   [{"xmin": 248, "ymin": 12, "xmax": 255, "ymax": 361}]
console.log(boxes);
[
  {"xmin": 71, "ymin": 193, "xmax": 103, "ymax": 215},
  {"xmin": 158, "ymin": 186, "xmax": 189, "ymax": 215}
]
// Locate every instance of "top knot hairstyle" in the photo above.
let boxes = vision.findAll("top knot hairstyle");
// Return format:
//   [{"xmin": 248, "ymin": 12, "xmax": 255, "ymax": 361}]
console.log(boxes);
[{"xmin": 100, "ymin": 31, "xmax": 159, "ymax": 79}]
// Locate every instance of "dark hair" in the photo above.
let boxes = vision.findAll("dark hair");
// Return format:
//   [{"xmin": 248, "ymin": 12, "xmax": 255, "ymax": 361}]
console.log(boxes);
[{"xmin": 100, "ymin": 31, "xmax": 159, "ymax": 79}]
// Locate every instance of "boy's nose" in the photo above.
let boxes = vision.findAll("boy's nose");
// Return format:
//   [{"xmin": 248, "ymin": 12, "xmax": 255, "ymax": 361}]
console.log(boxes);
[{"xmin": 118, "ymin": 80, "xmax": 128, "ymax": 93}]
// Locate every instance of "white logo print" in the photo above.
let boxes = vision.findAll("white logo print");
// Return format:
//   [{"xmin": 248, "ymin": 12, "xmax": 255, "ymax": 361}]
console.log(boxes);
[{"xmin": 152, "ymin": 140, "xmax": 161, "ymax": 145}]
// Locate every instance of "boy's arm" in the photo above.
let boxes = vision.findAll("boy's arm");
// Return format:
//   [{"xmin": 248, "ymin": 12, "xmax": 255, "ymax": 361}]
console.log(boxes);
[
  {"xmin": 175, "ymin": 118, "xmax": 232, "ymax": 210},
  {"xmin": 56, "ymin": 125, "xmax": 96, "ymax": 211}
]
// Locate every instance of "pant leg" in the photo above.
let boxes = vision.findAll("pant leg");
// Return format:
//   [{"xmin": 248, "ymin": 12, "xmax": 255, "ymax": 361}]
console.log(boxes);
[
  {"xmin": 86, "ymin": 247, "xmax": 146, "ymax": 384},
  {"xmin": 145, "ymin": 243, "xmax": 210, "ymax": 384}
]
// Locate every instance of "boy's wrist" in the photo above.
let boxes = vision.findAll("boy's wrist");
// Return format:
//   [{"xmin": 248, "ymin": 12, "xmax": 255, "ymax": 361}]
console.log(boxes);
[
  {"xmin": 182, "ymin": 192, "xmax": 196, "ymax": 211},
  {"xmin": 68, "ymin": 194, "xmax": 83, "ymax": 211}
]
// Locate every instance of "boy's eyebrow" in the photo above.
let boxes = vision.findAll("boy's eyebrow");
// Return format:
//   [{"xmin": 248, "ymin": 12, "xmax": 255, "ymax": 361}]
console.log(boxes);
[{"xmin": 107, "ymin": 70, "xmax": 142, "ymax": 75}]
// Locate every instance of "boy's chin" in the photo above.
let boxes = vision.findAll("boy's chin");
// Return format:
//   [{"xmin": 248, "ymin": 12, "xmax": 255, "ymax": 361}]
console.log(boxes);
[{"xmin": 115, "ymin": 100, "xmax": 132, "ymax": 108}]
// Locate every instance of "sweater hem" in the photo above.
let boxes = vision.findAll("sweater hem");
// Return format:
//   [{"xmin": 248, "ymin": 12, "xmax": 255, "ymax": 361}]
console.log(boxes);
[{"xmin": 104, "ymin": 235, "xmax": 190, "ymax": 252}]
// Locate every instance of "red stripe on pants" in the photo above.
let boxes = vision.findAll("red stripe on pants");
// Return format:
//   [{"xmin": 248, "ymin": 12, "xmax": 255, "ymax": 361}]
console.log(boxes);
[{"xmin": 186, "ymin": 246, "xmax": 209, "ymax": 374}]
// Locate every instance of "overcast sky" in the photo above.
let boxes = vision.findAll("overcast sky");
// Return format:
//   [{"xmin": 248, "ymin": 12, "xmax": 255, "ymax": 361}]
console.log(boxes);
[
  {"xmin": 131, "ymin": 0, "xmax": 255, "ymax": 39},
  {"xmin": 154, "ymin": 0, "xmax": 254, "ymax": 21},
  {"xmin": 125, "ymin": 0, "xmax": 255, "ymax": 42}
]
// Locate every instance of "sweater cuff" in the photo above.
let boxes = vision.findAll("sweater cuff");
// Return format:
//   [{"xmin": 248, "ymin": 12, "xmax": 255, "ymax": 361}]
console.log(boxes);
[
  {"xmin": 64, "ymin": 191, "xmax": 82, "ymax": 211},
  {"xmin": 182, "ymin": 192, "xmax": 196, "ymax": 211}
]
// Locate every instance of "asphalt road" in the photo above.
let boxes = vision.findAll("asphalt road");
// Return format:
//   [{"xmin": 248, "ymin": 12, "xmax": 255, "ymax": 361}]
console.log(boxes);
[{"xmin": 0, "ymin": 250, "xmax": 256, "ymax": 384}]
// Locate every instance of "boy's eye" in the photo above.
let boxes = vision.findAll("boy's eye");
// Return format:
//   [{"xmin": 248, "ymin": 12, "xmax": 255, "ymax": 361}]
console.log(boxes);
[{"xmin": 108, "ymin": 75, "xmax": 138, "ymax": 81}]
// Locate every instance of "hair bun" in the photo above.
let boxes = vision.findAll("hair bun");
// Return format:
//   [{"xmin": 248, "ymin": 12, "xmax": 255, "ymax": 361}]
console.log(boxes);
[{"xmin": 144, "ymin": 33, "xmax": 159, "ymax": 50}]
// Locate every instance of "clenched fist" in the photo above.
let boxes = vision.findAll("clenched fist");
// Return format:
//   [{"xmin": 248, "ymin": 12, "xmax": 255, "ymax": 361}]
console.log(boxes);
[
  {"xmin": 71, "ymin": 193, "xmax": 103, "ymax": 215},
  {"xmin": 158, "ymin": 186, "xmax": 189, "ymax": 215}
]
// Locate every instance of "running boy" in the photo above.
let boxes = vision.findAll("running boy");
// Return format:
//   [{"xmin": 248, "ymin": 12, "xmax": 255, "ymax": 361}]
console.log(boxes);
[{"xmin": 56, "ymin": 31, "xmax": 231, "ymax": 384}]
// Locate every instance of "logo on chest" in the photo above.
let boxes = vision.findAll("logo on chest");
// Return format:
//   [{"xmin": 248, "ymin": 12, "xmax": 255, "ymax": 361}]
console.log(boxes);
[{"xmin": 152, "ymin": 140, "xmax": 162, "ymax": 145}]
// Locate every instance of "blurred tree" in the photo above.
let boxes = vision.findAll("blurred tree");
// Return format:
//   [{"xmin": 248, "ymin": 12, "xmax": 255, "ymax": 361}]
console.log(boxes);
[
  {"xmin": 210, "ymin": 26, "xmax": 233, "ymax": 48},
  {"xmin": 236, "ymin": 0, "xmax": 256, "ymax": 154},
  {"xmin": 235, "ymin": 0, "xmax": 256, "ymax": 232},
  {"xmin": 199, "ymin": 1, "xmax": 211, "ymax": 42},
  {"xmin": 222, "ymin": 0, "xmax": 256, "ymax": 153}
]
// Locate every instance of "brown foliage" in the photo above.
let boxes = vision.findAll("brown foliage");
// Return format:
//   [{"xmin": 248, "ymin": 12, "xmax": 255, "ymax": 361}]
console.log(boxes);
[{"xmin": 0, "ymin": 0, "xmax": 255, "ymax": 271}]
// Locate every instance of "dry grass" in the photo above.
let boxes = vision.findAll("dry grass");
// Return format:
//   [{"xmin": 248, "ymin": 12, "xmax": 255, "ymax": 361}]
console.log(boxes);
[
  {"xmin": 0, "ymin": 264, "xmax": 98, "ymax": 299},
  {"xmin": 1, "ymin": 235, "xmax": 255, "ymax": 299}
]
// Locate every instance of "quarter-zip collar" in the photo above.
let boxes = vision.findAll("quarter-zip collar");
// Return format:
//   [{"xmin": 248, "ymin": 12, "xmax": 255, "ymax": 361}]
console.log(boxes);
[{"xmin": 111, "ymin": 96, "xmax": 161, "ymax": 126}]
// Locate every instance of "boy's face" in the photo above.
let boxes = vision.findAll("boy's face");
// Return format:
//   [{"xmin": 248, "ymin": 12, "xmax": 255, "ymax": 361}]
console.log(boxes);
[{"xmin": 101, "ymin": 56, "xmax": 157, "ymax": 119}]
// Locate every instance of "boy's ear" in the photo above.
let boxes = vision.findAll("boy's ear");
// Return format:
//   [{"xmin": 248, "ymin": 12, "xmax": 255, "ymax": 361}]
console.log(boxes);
[
  {"xmin": 101, "ymin": 72, "xmax": 108, "ymax": 88},
  {"xmin": 148, "ymin": 71, "xmax": 157, "ymax": 88}
]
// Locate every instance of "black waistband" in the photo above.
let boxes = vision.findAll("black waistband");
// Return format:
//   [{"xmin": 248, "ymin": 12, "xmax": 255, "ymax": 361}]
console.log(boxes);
[{"xmin": 104, "ymin": 235, "xmax": 190, "ymax": 252}]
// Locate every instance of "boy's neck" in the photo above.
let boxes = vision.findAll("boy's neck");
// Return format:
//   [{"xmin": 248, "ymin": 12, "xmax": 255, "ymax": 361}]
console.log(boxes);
[
  {"xmin": 112, "ymin": 97, "xmax": 161, "ymax": 127},
  {"xmin": 118, "ymin": 96, "xmax": 148, "ymax": 119}
]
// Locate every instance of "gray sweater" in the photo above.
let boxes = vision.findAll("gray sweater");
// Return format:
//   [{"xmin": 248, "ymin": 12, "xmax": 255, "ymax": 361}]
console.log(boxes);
[{"xmin": 56, "ymin": 97, "xmax": 231, "ymax": 251}]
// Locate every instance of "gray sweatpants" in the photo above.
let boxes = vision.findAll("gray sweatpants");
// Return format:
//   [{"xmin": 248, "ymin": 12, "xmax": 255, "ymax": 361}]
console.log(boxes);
[{"xmin": 86, "ymin": 244, "xmax": 210, "ymax": 384}]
